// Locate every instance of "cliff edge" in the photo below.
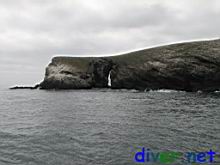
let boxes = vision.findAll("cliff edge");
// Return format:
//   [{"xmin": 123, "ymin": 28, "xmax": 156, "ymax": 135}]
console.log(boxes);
[{"xmin": 40, "ymin": 39, "xmax": 220, "ymax": 92}]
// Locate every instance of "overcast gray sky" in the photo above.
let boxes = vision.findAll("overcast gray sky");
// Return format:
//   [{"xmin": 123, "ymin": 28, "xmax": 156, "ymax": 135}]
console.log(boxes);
[{"xmin": 0, "ymin": 0, "xmax": 220, "ymax": 87}]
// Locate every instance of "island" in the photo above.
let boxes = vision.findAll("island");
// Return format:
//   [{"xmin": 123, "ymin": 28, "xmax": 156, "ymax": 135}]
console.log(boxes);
[{"xmin": 13, "ymin": 39, "xmax": 220, "ymax": 92}]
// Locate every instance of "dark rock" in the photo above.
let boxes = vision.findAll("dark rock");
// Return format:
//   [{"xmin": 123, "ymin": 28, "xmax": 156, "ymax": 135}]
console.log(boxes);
[
  {"xmin": 88, "ymin": 58, "xmax": 113, "ymax": 87},
  {"xmin": 10, "ymin": 84, "xmax": 39, "ymax": 90},
  {"xmin": 111, "ymin": 39, "xmax": 220, "ymax": 92}
]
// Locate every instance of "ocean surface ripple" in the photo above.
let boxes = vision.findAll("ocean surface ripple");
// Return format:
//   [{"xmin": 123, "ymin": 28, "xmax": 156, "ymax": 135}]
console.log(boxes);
[{"xmin": 0, "ymin": 89, "xmax": 219, "ymax": 165}]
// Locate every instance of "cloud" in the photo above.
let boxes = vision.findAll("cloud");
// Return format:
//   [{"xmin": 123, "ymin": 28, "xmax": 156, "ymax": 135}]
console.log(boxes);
[{"xmin": 0, "ymin": 0, "xmax": 219, "ymax": 87}]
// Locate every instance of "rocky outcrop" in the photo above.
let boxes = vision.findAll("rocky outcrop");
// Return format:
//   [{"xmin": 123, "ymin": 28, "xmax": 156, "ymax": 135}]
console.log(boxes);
[
  {"xmin": 10, "ymin": 84, "xmax": 39, "ymax": 90},
  {"xmin": 39, "ymin": 39, "xmax": 220, "ymax": 92},
  {"xmin": 40, "ymin": 57, "xmax": 113, "ymax": 89},
  {"xmin": 88, "ymin": 58, "xmax": 113, "ymax": 88}
]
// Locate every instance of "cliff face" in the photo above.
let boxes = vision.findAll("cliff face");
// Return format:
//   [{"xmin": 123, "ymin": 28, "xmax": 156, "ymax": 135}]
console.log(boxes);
[
  {"xmin": 40, "ymin": 39, "xmax": 220, "ymax": 92},
  {"xmin": 40, "ymin": 57, "xmax": 113, "ymax": 89}
]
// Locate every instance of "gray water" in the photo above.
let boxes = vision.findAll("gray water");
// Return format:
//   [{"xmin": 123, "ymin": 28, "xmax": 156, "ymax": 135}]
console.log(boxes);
[{"xmin": 0, "ymin": 89, "xmax": 219, "ymax": 165}]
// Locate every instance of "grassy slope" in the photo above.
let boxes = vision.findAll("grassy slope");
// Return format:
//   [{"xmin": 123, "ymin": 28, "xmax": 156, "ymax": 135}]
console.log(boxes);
[
  {"xmin": 110, "ymin": 39, "xmax": 220, "ymax": 65},
  {"xmin": 51, "ymin": 39, "xmax": 220, "ymax": 70}
]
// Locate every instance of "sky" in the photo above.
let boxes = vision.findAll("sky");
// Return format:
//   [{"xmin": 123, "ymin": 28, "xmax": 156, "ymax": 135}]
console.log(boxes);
[{"xmin": 0, "ymin": 0, "xmax": 220, "ymax": 88}]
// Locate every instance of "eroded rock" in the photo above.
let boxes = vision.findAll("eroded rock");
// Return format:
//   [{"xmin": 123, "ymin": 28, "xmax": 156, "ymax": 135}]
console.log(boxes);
[{"xmin": 39, "ymin": 39, "xmax": 220, "ymax": 92}]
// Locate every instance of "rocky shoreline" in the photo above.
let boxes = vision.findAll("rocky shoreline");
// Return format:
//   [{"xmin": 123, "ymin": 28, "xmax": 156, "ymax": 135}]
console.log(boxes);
[{"xmin": 11, "ymin": 39, "xmax": 220, "ymax": 92}]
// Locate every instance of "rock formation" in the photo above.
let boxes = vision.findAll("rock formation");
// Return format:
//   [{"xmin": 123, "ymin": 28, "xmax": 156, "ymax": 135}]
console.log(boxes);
[
  {"xmin": 10, "ymin": 84, "xmax": 39, "ymax": 90},
  {"xmin": 40, "ymin": 57, "xmax": 113, "ymax": 89},
  {"xmin": 39, "ymin": 39, "xmax": 220, "ymax": 92}
]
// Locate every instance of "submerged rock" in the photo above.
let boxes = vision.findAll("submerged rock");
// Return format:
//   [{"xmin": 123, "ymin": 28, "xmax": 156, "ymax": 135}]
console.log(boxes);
[
  {"xmin": 39, "ymin": 39, "xmax": 220, "ymax": 92},
  {"xmin": 10, "ymin": 84, "xmax": 39, "ymax": 90}
]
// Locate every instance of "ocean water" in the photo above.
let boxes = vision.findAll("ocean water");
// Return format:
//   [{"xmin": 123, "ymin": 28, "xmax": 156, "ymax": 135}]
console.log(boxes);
[{"xmin": 0, "ymin": 88, "xmax": 219, "ymax": 165}]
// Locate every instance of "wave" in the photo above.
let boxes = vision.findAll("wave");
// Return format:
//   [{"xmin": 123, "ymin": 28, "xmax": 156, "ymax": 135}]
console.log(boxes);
[{"xmin": 148, "ymin": 89, "xmax": 185, "ymax": 93}]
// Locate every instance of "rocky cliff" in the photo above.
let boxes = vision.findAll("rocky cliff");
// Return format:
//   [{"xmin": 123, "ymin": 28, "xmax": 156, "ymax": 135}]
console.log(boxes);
[
  {"xmin": 40, "ymin": 57, "xmax": 113, "ymax": 89},
  {"xmin": 40, "ymin": 39, "xmax": 220, "ymax": 92}
]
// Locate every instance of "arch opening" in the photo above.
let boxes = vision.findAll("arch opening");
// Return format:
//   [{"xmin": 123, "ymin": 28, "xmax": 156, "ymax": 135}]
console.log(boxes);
[{"xmin": 108, "ymin": 70, "xmax": 112, "ymax": 87}]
